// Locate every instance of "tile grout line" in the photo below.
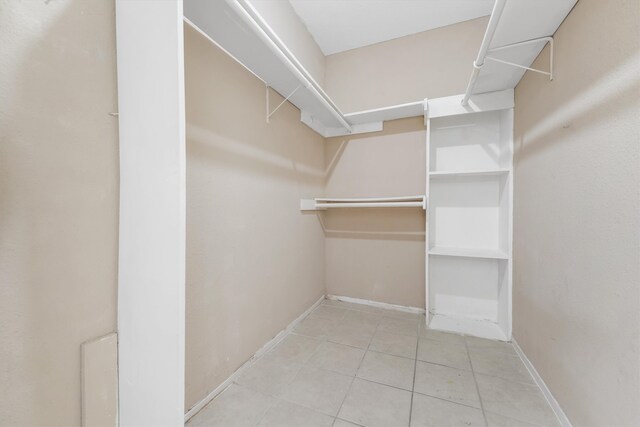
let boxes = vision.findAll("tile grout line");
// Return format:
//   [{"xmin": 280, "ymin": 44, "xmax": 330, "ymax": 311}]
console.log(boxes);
[
  {"xmin": 465, "ymin": 337, "xmax": 490, "ymax": 427},
  {"xmin": 333, "ymin": 313, "xmax": 379, "ymax": 424},
  {"xmin": 407, "ymin": 317, "xmax": 422, "ymax": 427}
]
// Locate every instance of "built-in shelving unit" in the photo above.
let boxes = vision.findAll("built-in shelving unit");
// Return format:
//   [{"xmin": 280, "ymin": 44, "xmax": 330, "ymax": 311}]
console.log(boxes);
[{"xmin": 425, "ymin": 93, "xmax": 514, "ymax": 341}]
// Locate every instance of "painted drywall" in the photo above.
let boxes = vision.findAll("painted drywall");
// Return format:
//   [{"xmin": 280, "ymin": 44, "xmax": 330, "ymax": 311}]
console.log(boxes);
[
  {"xmin": 249, "ymin": 0, "xmax": 326, "ymax": 87},
  {"xmin": 184, "ymin": 24, "xmax": 326, "ymax": 410},
  {"xmin": 324, "ymin": 17, "xmax": 488, "ymax": 113},
  {"xmin": 513, "ymin": 1, "xmax": 640, "ymax": 425},
  {"xmin": 324, "ymin": 118, "xmax": 426, "ymax": 309},
  {"xmin": 0, "ymin": 1, "xmax": 118, "ymax": 426},
  {"xmin": 115, "ymin": 0, "xmax": 186, "ymax": 425}
]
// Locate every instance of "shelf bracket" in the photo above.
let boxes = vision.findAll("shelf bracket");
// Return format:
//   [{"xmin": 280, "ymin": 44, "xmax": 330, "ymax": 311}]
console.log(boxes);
[
  {"xmin": 485, "ymin": 36, "xmax": 554, "ymax": 81},
  {"xmin": 266, "ymin": 84, "xmax": 303, "ymax": 123}
]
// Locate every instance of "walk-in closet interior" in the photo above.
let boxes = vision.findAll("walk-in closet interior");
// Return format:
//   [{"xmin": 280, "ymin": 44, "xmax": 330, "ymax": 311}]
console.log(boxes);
[{"xmin": 1, "ymin": 0, "xmax": 638, "ymax": 426}]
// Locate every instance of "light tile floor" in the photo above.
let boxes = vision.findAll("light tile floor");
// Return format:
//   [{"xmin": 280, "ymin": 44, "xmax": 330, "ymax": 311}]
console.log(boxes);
[{"xmin": 188, "ymin": 300, "xmax": 560, "ymax": 427}]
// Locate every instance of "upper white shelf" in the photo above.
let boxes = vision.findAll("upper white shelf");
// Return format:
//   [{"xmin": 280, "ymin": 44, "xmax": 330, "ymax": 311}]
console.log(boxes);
[
  {"xmin": 344, "ymin": 101, "xmax": 425, "ymax": 125},
  {"xmin": 466, "ymin": 0, "xmax": 577, "ymax": 99},
  {"xmin": 184, "ymin": 0, "xmax": 426, "ymax": 138}
]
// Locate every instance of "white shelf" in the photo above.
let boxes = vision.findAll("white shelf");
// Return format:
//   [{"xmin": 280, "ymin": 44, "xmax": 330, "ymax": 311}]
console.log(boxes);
[
  {"xmin": 466, "ymin": 0, "xmax": 577, "ymax": 98},
  {"xmin": 184, "ymin": 1, "xmax": 427, "ymax": 138},
  {"xmin": 428, "ymin": 313, "xmax": 508, "ymax": 341},
  {"xmin": 429, "ymin": 169, "xmax": 510, "ymax": 179},
  {"xmin": 344, "ymin": 101, "xmax": 425, "ymax": 125},
  {"xmin": 429, "ymin": 247, "xmax": 508, "ymax": 260}
]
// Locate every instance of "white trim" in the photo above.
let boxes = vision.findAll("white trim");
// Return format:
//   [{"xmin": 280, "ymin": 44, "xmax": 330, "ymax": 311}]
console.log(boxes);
[
  {"xmin": 326, "ymin": 294, "xmax": 425, "ymax": 315},
  {"xmin": 184, "ymin": 295, "xmax": 325, "ymax": 422},
  {"xmin": 512, "ymin": 339, "xmax": 573, "ymax": 427},
  {"xmin": 116, "ymin": 1, "xmax": 186, "ymax": 424}
]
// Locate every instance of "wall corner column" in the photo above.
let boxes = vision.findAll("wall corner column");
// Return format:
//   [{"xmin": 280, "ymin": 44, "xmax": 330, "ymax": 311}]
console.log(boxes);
[{"xmin": 115, "ymin": 0, "xmax": 186, "ymax": 425}]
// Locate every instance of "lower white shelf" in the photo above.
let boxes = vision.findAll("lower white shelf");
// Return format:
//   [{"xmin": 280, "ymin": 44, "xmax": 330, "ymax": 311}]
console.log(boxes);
[
  {"xmin": 429, "ymin": 246, "xmax": 508, "ymax": 260},
  {"xmin": 428, "ymin": 313, "xmax": 508, "ymax": 341},
  {"xmin": 429, "ymin": 169, "xmax": 510, "ymax": 179}
]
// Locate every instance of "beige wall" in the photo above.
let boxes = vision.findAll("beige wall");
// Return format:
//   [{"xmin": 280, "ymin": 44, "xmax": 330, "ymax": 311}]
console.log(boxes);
[
  {"xmin": 184, "ymin": 24, "xmax": 326, "ymax": 410},
  {"xmin": 324, "ymin": 118, "xmax": 426, "ymax": 308},
  {"xmin": 513, "ymin": 1, "xmax": 640, "ymax": 425},
  {"xmin": 250, "ymin": 0, "xmax": 326, "ymax": 87},
  {"xmin": 325, "ymin": 17, "xmax": 488, "ymax": 113},
  {"xmin": 0, "ymin": 1, "xmax": 119, "ymax": 426}
]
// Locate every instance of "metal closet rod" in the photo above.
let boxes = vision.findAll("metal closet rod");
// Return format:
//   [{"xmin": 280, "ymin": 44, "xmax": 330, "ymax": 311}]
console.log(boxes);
[
  {"xmin": 461, "ymin": 0, "xmax": 507, "ymax": 106},
  {"xmin": 227, "ymin": 0, "xmax": 353, "ymax": 132}
]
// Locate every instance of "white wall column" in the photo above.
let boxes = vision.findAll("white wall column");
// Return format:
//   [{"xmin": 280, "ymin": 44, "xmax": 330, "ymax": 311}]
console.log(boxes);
[{"xmin": 115, "ymin": 0, "xmax": 186, "ymax": 425}]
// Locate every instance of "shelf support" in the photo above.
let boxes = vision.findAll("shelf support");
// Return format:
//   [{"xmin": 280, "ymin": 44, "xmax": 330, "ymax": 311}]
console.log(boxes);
[
  {"xmin": 461, "ymin": 0, "xmax": 507, "ymax": 106},
  {"xmin": 485, "ymin": 36, "xmax": 554, "ymax": 81},
  {"xmin": 266, "ymin": 84, "xmax": 303, "ymax": 123}
]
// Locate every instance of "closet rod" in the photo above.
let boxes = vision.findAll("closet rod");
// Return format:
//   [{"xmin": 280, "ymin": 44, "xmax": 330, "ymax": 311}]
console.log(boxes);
[
  {"xmin": 226, "ymin": 0, "xmax": 353, "ymax": 132},
  {"xmin": 315, "ymin": 196, "xmax": 425, "ymax": 203},
  {"xmin": 300, "ymin": 196, "xmax": 427, "ymax": 211},
  {"xmin": 316, "ymin": 202, "xmax": 424, "ymax": 209},
  {"xmin": 461, "ymin": 0, "xmax": 507, "ymax": 106}
]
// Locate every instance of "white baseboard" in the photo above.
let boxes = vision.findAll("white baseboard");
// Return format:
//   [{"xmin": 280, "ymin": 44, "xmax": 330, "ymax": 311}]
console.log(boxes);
[
  {"xmin": 184, "ymin": 295, "xmax": 325, "ymax": 422},
  {"xmin": 326, "ymin": 294, "xmax": 425, "ymax": 315},
  {"xmin": 512, "ymin": 339, "xmax": 572, "ymax": 427}
]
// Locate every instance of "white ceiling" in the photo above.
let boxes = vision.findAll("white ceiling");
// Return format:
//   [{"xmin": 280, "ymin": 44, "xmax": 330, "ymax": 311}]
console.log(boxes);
[{"xmin": 288, "ymin": 0, "xmax": 494, "ymax": 55}]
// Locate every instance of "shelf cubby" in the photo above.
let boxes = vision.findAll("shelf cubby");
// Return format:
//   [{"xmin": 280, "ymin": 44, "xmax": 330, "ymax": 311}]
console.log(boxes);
[{"xmin": 429, "ymin": 110, "xmax": 512, "ymax": 174}]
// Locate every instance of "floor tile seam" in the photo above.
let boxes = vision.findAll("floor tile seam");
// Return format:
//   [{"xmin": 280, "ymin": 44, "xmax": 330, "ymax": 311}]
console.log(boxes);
[
  {"xmin": 415, "ymin": 358, "xmax": 476, "ymax": 373},
  {"xmin": 366, "ymin": 347, "xmax": 417, "ymax": 361},
  {"xmin": 408, "ymin": 320, "xmax": 421, "ymax": 426},
  {"xmin": 251, "ymin": 390, "xmax": 281, "ymax": 427},
  {"xmin": 321, "ymin": 303, "xmax": 384, "ymax": 318},
  {"xmin": 270, "ymin": 362, "xmax": 350, "ymax": 418},
  {"xmin": 376, "ymin": 329, "xmax": 419, "ymax": 339},
  {"xmin": 353, "ymin": 373, "xmax": 415, "ymax": 394},
  {"xmin": 289, "ymin": 331, "xmax": 327, "ymax": 342},
  {"xmin": 233, "ymin": 367, "xmax": 302, "ymax": 401},
  {"xmin": 348, "ymin": 326, "xmax": 374, "ymax": 380},
  {"xmin": 278, "ymin": 392, "xmax": 342, "ymax": 419},
  {"xmin": 483, "ymin": 410, "xmax": 552, "ymax": 427},
  {"xmin": 334, "ymin": 374, "xmax": 357, "ymax": 422},
  {"xmin": 415, "ymin": 357, "xmax": 473, "ymax": 372},
  {"xmin": 335, "ymin": 417, "xmax": 366, "ymax": 427},
  {"xmin": 471, "ymin": 370, "xmax": 537, "ymax": 386},
  {"xmin": 468, "ymin": 348, "xmax": 520, "ymax": 358},
  {"xmin": 324, "ymin": 337, "xmax": 372, "ymax": 350},
  {"xmin": 308, "ymin": 356, "xmax": 419, "ymax": 386},
  {"xmin": 473, "ymin": 371, "xmax": 541, "ymax": 387},
  {"xmin": 411, "ymin": 390, "xmax": 486, "ymax": 411},
  {"xmin": 414, "ymin": 358, "xmax": 538, "ymax": 387},
  {"xmin": 419, "ymin": 336, "xmax": 469, "ymax": 348},
  {"xmin": 464, "ymin": 337, "xmax": 490, "ymax": 427},
  {"xmin": 324, "ymin": 302, "xmax": 409, "ymax": 318}
]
